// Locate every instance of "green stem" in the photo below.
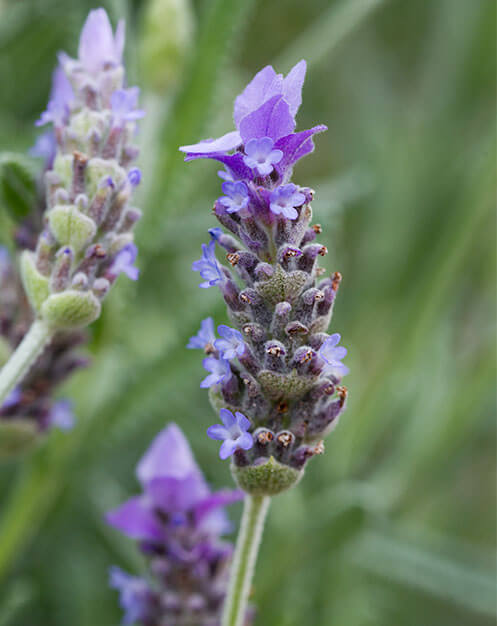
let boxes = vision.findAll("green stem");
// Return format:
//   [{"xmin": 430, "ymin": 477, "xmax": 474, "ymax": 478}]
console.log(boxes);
[
  {"xmin": 0, "ymin": 319, "xmax": 53, "ymax": 406},
  {"xmin": 222, "ymin": 494, "xmax": 270, "ymax": 626}
]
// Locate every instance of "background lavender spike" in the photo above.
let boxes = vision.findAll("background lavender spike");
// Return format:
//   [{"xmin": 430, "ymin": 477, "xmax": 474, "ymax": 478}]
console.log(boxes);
[
  {"xmin": 106, "ymin": 423, "xmax": 253, "ymax": 626},
  {"xmin": 182, "ymin": 61, "xmax": 348, "ymax": 488}
]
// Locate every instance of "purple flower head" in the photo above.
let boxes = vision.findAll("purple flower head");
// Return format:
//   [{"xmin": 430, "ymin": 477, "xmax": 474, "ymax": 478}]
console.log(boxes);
[
  {"xmin": 47, "ymin": 399, "xmax": 75, "ymax": 431},
  {"xmin": 77, "ymin": 8, "xmax": 125, "ymax": 74},
  {"xmin": 111, "ymin": 87, "xmax": 145, "ymax": 126},
  {"xmin": 269, "ymin": 183, "xmax": 306, "ymax": 220},
  {"xmin": 207, "ymin": 409, "xmax": 253, "ymax": 460},
  {"xmin": 214, "ymin": 325, "xmax": 246, "ymax": 360},
  {"xmin": 36, "ymin": 66, "xmax": 74, "ymax": 127},
  {"xmin": 200, "ymin": 357, "xmax": 231, "ymax": 389},
  {"xmin": 109, "ymin": 567, "xmax": 155, "ymax": 625},
  {"xmin": 127, "ymin": 168, "xmax": 141, "ymax": 187},
  {"xmin": 107, "ymin": 243, "xmax": 139, "ymax": 281},
  {"xmin": 319, "ymin": 333, "xmax": 349, "ymax": 377},
  {"xmin": 29, "ymin": 130, "xmax": 57, "ymax": 168},
  {"xmin": 219, "ymin": 181, "xmax": 249, "ymax": 214},
  {"xmin": 243, "ymin": 137, "xmax": 283, "ymax": 176},
  {"xmin": 192, "ymin": 239, "xmax": 224, "ymax": 289},
  {"xmin": 187, "ymin": 317, "xmax": 216, "ymax": 351}
]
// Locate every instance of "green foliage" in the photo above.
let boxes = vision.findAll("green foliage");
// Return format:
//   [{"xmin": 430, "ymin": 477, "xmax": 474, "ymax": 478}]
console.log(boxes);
[
  {"xmin": 0, "ymin": 153, "xmax": 37, "ymax": 222},
  {"xmin": 0, "ymin": 0, "xmax": 495, "ymax": 625}
]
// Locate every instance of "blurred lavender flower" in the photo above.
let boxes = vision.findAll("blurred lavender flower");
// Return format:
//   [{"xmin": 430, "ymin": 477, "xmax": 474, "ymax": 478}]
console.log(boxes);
[
  {"xmin": 106, "ymin": 423, "xmax": 249, "ymax": 625},
  {"xmin": 22, "ymin": 7, "xmax": 145, "ymax": 332},
  {"xmin": 180, "ymin": 61, "xmax": 348, "ymax": 490}
]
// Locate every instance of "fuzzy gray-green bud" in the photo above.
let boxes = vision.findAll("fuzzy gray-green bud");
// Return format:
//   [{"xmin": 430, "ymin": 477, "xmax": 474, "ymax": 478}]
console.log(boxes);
[{"xmin": 231, "ymin": 456, "xmax": 303, "ymax": 496}]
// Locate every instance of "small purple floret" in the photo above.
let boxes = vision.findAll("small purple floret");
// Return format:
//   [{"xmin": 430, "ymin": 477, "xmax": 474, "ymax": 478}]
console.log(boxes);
[
  {"xmin": 243, "ymin": 137, "xmax": 283, "ymax": 176},
  {"xmin": 269, "ymin": 183, "xmax": 306, "ymax": 220},
  {"xmin": 219, "ymin": 181, "xmax": 249, "ymax": 214},
  {"xmin": 214, "ymin": 325, "xmax": 246, "ymax": 360},
  {"xmin": 36, "ymin": 66, "xmax": 74, "ymax": 128},
  {"xmin": 207, "ymin": 408, "xmax": 253, "ymax": 460},
  {"xmin": 108, "ymin": 243, "xmax": 139, "ymax": 281},
  {"xmin": 319, "ymin": 333, "xmax": 349, "ymax": 377},
  {"xmin": 127, "ymin": 168, "xmax": 141, "ymax": 186},
  {"xmin": 48, "ymin": 399, "xmax": 75, "ymax": 431},
  {"xmin": 109, "ymin": 567, "xmax": 154, "ymax": 625},
  {"xmin": 111, "ymin": 88, "xmax": 145, "ymax": 126},
  {"xmin": 200, "ymin": 357, "xmax": 231, "ymax": 388},
  {"xmin": 187, "ymin": 317, "xmax": 216, "ymax": 350},
  {"xmin": 192, "ymin": 240, "xmax": 224, "ymax": 289}
]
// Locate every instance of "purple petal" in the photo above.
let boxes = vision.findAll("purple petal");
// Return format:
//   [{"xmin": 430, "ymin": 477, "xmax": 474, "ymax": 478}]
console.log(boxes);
[
  {"xmin": 207, "ymin": 424, "xmax": 230, "ymax": 441},
  {"xmin": 274, "ymin": 125, "xmax": 327, "ymax": 176},
  {"xmin": 194, "ymin": 489, "xmax": 243, "ymax": 524},
  {"xmin": 136, "ymin": 423, "xmax": 202, "ymax": 485},
  {"xmin": 282, "ymin": 60, "xmax": 306, "ymax": 117},
  {"xmin": 219, "ymin": 408, "xmax": 236, "ymax": 429},
  {"xmin": 235, "ymin": 411, "xmax": 251, "ymax": 432},
  {"xmin": 106, "ymin": 496, "xmax": 162, "ymax": 541},
  {"xmin": 219, "ymin": 439, "xmax": 238, "ymax": 460},
  {"xmin": 184, "ymin": 152, "xmax": 253, "ymax": 181},
  {"xmin": 180, "ymin": 130, "xmax": 242, "ymax": 155},
  {"xmin": 239, "ymin": 96, "xmax": 295, "ymax": 143},
  {"xmin": 145, "ymin": 474, "xmax": 207, "ymax": 513},
  {"xmin": 233, "ymin": 65, "xmax": 283, "ymax": 127},
  {"xmin": 238, "ymin": 432, "xmax": 254, "ymax": 451}
]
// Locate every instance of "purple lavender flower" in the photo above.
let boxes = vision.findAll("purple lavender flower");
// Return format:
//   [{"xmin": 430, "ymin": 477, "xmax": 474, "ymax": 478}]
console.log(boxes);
[
  {"xmin": 180, "ymin": 60, "xmax": 326, "ymax": 182},
  {"xmin": 269, "ymin": 183, "xmax": 306, "ymax": 220},
  {"xmin": 187, "ymin": 317, "xmax": 216, "ymax": 350},
  {"xmin": 192, "ymin": 239, "xmax": 224, "ymax": 288},
  {"xmin": 109, "ymin": 567, "xmax": 156, "ymax": 625},
  {"xmin": 0, "ymin": 387, "xmax": 21, "ymax": 411},
  {"xmin": 111, "ymin": 88, "xmax": 145, "ymax": 126},
  {"xmin": 106, "ymin": 424, "xmax": 245, "ymax": 625},
  {"xmin": 77, "ymin": 8, "xmax": 125, "ymax": 74},
  {"xmin": 200, "ymin": 357, "xmax": 231, "ymax": 388},
  {"xmin": 47, "ymin": 399, "xmax": 75, "ymax": 430},
  {"xmin": 207, "ymin": 409, "xmax": 253, "ymax": 460},
  {"xmin": 243, "ymin": 137, "xmax": 283, "ymax": 176},
  {"xmin": 127, "ymin": 168, "xmax": 141, "ymax": 186},
  {"xmin": 36, "ymin": 66, "xmax": 73, "ymax": 128},
  {"xmin": 219, "ymin": 181, "xmax": 249, "ymax": 214},
  {"xmin": 107, "ymin": 243, "xmax": 139, "ymax": 281},
  {"xmin": 208, "ymin": 227, "xmax": 223, "ymax": 241},
  {"xmin": 181, "ymin": 61, "xmax": 348, "ymax": 479},
  {"xmin": 318, "ymin": 333, "xmax": 349, "ymax": 378},
  {"xmin": 215, "ymin": 325, "xmax": 246, "ymax": 360}
]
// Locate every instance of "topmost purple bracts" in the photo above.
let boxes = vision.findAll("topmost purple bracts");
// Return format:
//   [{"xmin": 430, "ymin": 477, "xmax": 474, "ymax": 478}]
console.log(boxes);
[
  {"xmin": 181, "ymin": 63, "xmax": 349, "ymax": 496},
  {"xmin": 21, "ymin": 9, "xmax": 143, "ymax": 330}
]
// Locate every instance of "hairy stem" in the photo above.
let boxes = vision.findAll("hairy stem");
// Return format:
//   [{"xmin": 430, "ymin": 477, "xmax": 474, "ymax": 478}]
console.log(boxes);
[
  {"xmin": 222, "ymin": 494, "xmax": 270, "ymax": 626},
  {"xmin": 0, "ymin": 319, "xmax": 53, "ymax": 406}
]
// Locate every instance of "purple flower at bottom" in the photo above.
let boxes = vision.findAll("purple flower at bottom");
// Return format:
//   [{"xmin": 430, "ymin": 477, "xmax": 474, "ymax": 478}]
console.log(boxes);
[
  {"xmin": 214, "ymin": 325, "xmax": 246, "ymax": 360},
  {"xmin": 192, "ymin": 240, "xmax": 224, "ymax": 289},
  {"xmin": 48, "ymin": 399, "xmax": 75, "ymax": 431},
  {"xmin": 200, "ymin": 357, "xmax": 231, "ymax": 388},
  {"xmin": 187, "ymin": 318, "xmax": 216, "ymax": 351},
  {"xmin": 207, "ymin": 409, "xmax": 253, "ymax": 460},
  {"xmin": 243, "ymin": 137, "xmax": 283, "ymax": 176},
  {"xmin": 109, "ymin": 567, "xmax": 155, "ymax": 625},
  {"xmin": 219, "ymin": 181, "xmax": 249, "ymax": 214},
  {"xmin": 108, "ymin": 243, "xmax": 139, "ymax": 281},
  {"xmin": 269, "ymin": 183, "xmax": 306, "ymax": 220},
  {"xmin": 111, "ymin": 88, "xmax": 145, "ymax": 126},
  {"xmin": 319, "ymin": 333, "xmax": 349, "ymax": 377}
]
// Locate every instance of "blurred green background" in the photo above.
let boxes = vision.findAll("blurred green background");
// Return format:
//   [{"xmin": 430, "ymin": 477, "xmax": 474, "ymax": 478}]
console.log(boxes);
[{"xmin": 0, "ymin": 0, "xmax": 495, "ymax": 624}]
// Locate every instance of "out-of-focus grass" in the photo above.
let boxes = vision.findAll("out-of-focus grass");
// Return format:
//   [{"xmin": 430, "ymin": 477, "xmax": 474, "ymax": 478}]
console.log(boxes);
[{"xmin": 0, "ymin": 0, "xmax": 495, "ymax": 624}]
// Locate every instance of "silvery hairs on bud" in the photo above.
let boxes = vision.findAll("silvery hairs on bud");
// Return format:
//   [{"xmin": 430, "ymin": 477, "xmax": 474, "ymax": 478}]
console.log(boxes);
[{"xmin": 182, "ymin": 61, "xmax": 349, "ymax": 496}]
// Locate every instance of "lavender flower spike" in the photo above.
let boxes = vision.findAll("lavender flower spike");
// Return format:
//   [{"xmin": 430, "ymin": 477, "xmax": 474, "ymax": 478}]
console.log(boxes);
[
  {"xmin": 106, "ymin": 424, "xmax": 249, "ymax": 625},
  {"xmin": 181, "ymin": 61, "xmax": 349, "ymax": 496}
]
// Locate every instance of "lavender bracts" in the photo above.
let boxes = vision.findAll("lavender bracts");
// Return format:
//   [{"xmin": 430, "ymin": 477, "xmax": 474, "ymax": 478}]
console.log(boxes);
[
  {"xmin": 181, "ymin": 62, "xmax": 349, "ymax": 495},
  {"xmin": 106, "ymin": 424, "xmax": 251, "ymax": 626},
  {"xmin": 21, "ymin": 9, "xmax": 143, "ymax": 331}
]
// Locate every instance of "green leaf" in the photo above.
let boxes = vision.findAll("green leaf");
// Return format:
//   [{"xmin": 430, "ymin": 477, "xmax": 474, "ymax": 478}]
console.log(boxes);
[{"xmin": 0, "ymin": 153, "xmax": 38, "ymax": 222}]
